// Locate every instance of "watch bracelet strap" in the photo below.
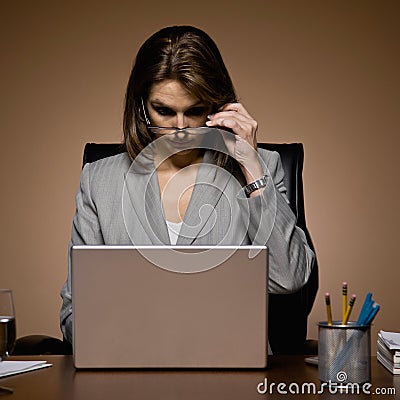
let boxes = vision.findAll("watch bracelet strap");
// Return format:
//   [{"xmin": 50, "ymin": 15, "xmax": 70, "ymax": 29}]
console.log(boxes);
[{"xmin": 243, "ymin": 175, "xmax": 268, "ymax": 197}]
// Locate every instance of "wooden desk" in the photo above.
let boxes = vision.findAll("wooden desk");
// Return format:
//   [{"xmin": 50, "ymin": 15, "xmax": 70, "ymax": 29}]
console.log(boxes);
[{"xmin": 1, "ymin": 356, "xmax": 398, "ymax": 399}]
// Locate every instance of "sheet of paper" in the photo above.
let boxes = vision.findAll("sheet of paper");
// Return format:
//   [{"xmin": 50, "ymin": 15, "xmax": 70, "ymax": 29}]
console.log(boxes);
[
  {"xmin": 380, "ymin": 330, "xmax": 400, "ymax": 350},
  {"xmin": 0, "ymin": 361, "xmax": 52, "ymax": 378}
]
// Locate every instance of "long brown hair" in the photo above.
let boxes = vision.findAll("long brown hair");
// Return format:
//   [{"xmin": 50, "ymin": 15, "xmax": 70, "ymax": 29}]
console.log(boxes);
[{"xmin": 123, "ymin": 26, "xmax": 237, "ymax": 165}]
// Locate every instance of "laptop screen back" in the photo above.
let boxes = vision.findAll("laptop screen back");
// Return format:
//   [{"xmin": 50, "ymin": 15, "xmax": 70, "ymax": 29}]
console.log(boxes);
[{"xmin": 72, "ymin": 245, "xmax": 268, "ymax": 368}]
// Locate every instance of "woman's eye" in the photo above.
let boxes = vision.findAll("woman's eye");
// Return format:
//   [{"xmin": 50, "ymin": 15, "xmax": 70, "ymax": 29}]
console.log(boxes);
[
  {"xmin": 186, "ymin": 107, "xmax": 207, "ymax": 117},
  {"xmin": 155, "ymin": 107, "xmax": 174, "ymax": 116}
]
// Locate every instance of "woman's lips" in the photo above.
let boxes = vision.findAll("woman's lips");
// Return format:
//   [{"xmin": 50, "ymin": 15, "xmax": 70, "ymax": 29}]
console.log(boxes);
[{"xmin": 168, "ymin": 140, "xmax": 193, "ymax": 147}]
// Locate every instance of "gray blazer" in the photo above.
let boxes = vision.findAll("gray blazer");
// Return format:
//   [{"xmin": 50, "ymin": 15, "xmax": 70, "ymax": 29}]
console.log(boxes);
[{"xmin": 60, "ymin": 148, "xmax": 315, "ymax": 343}]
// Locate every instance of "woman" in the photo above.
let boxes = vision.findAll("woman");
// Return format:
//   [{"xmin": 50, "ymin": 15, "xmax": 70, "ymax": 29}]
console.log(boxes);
[{"xmin": 60, "ymin": 26, "xmax": 315, "ymax": 346}]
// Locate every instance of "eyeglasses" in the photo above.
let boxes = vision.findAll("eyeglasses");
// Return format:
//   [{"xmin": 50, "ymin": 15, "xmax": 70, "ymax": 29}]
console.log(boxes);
[
  {"xmin": 141, "ymin": 98, "xmax": 212, "ymax": 137},
  {"xmin": 147, "ymin": 126, "xmax": 212, "ymax": 136}
]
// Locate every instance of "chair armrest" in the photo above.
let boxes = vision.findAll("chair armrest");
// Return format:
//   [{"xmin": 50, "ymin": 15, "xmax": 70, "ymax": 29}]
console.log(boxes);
[
  {"xmin": 13, "ymin": 335, "xmax": 72, "ymax": 355},
  {"xmin": 305, "ymin": 339, "xmax": 318, "ymax": 355}
]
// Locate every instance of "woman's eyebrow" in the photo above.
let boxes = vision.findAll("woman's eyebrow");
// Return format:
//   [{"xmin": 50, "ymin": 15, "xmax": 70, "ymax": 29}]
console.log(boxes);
[{"xmin": 150, "ymin": 99, "xmax": 205, "ymax": 109}]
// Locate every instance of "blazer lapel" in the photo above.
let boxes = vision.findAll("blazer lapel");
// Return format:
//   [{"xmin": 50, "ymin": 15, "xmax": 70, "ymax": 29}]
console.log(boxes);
[
  {"xmin": 123, "ymin": 146, "xmax": 234, "ymax": 246},
  {"xmin": 178, "ymin": 151, "xmax": 233, "ymax": 245},
  {"xmin": 123, "ymin": 150, "xmax": 170, "ymax": 245}
]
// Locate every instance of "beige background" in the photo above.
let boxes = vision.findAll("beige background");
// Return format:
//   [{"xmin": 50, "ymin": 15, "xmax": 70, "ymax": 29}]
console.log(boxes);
[{"xmin": 1, "ymin": 0, "xmax": 399, "ymax": 352}]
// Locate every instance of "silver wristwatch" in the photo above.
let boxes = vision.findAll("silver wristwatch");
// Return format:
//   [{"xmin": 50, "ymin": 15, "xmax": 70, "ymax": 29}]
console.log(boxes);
[{"xmin": 243, "ymin": 175, "xmax": 268, "ymax": 197}]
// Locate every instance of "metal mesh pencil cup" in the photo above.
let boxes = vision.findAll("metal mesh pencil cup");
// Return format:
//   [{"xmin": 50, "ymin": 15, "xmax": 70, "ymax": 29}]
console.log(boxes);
[{"xmin": 318, "ymin": 322, "xmax": 371, "ymax": 384}]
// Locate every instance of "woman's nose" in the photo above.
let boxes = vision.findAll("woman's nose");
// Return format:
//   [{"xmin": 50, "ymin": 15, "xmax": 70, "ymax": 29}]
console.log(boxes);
[{"xmin": 175, "ymin": 113, "xmax": 188, "ymax": 129}]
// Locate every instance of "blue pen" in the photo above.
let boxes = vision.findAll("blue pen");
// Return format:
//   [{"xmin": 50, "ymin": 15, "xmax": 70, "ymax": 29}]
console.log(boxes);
[
  {"xmin": 360, "ymin": 301, "xmax": 376, "ymax": 325},
  {"xmin": 356, "ymin": 292, "xmax": 373, "ymax": 325},
  {"xmin": 364, "ymin": 303, "xmax": 380, "ymax": 325}
]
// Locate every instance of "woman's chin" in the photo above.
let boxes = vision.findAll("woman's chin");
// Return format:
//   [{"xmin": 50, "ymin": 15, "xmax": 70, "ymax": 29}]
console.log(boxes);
[{"xmin": 171, "ymin": 148, "xmax": 196, "ymax": 156}]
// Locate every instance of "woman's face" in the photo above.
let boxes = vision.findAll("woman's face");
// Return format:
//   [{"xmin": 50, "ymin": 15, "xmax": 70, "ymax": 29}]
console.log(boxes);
[
  {"xmin": 145, "ymin": 80, "xmax": 213, "ymax": 159},
  {"xmin": 146, "ymin": 80, "xmax": 211, "ymax": 130}
]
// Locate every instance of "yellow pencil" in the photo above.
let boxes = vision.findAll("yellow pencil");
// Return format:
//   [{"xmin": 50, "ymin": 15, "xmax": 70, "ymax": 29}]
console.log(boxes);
[
  {"xmin": 343, "ymin": 294, "xmax": 356, "ymax": 325},
  {"xmin": 342, "ymin": 282, "xmax": 348, "ymax": 324},
  {"xmin": 325, "ymin": 293, "xmax": 333, "ymax": 326}
]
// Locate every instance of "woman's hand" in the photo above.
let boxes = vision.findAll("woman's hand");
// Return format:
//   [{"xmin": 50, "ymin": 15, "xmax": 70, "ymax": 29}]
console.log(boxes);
[
  {"xmin": 206, "ymin": 103, "xmax": 264, "ymax": 185},
  {"xmin": 206, "ymin": 103, "xmax": 258, "ymax": 148}
]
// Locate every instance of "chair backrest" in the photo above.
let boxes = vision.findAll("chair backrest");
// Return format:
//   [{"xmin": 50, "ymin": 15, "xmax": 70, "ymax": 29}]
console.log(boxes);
[{"xmin": 83, "ymin": 142, "xmax": 318, "ymax": 354}]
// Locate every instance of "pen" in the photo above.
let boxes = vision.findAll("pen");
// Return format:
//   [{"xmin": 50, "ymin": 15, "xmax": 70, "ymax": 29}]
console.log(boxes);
[
  {"xmin": 364, "ymin": 302, "xmax": 380, "ymax": 325},
  {"xmin": 343, "ymin": 294, "xmax": 356, "ymax": 325},
  {"xmin": 325, "ymin": 293, "xmax": 333, "ymax": 325},
  {"xmin": 342, "ymin": 282, "xmax": 348, "ymax": 325},
  {"xmin": 356, "ymin": 293, "xmax": 373, "ymax": 325}
]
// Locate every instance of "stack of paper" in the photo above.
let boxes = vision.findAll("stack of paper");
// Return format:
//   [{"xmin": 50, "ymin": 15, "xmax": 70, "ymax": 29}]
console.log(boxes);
[
  {"xmin": 0, "ymin": 360, "xmax": 51, "ymax": 378},
  {"xmin": 377, "ymin": 331, "xmax": 400, "ymax": 375}
]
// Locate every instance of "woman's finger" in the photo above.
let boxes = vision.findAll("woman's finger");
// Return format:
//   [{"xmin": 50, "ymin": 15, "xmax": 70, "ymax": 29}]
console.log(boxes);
[{"xmin": 219, "ymin": 103, "xmax": 253, "ymax": 119}]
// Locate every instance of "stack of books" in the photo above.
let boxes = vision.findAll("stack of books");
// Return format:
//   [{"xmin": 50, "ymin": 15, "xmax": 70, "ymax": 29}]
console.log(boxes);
[{"xmin": 377, "ymin": 330, "xmax": 400, "ymax": 375}]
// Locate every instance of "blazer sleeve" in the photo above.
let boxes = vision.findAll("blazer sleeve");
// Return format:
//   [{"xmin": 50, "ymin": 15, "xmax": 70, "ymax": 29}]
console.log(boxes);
[
  {"xmin": 60, "ymin": 163, "xmax": 105, "ymax": 344},
  {"xmin": 236, "ymin": 150, "xmax": 315, "ymax": 294}
]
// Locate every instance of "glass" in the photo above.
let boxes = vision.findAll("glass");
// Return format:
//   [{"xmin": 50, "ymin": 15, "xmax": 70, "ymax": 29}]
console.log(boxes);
[
  {"xmin": 147, "ymin": 126, "xmax": 212, "ymax": 136},
  {"xmin": 0, "ymin": 289, "xmax": 16, "ymax": 361}
]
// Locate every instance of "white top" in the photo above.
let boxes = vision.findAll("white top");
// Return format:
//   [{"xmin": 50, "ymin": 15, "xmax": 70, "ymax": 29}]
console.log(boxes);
[{"xmin": 166, "ymin": 220, "xmax": 183, "ymax": 245}]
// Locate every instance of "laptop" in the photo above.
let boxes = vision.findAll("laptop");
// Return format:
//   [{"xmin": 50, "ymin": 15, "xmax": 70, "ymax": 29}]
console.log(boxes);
[{"xmin": 71, "ymin": 245, "xmax": 268, "ymax": 368}]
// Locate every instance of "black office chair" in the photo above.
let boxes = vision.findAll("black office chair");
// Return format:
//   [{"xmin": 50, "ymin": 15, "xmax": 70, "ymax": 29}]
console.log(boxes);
[
  {"xmin": 12, "ymin": 335, "xmax": 70, "ymax": 355},
  {"xmin": 14, "ymin": 141, "xmax": 318, "ymax": 355}
]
